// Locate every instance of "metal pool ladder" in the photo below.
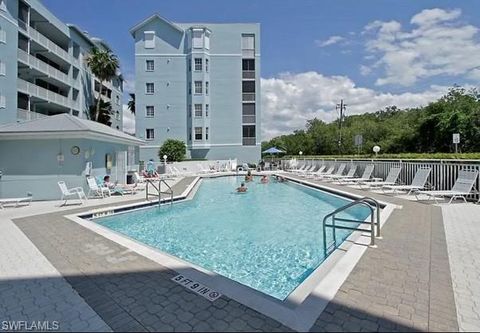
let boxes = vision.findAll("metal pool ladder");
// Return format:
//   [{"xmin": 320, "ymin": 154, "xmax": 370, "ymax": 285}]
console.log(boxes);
[
  {"xmin": 322, "ymin": 197, "xmax": 381, "ymax": 256},
  {"xmin": 145, "ymin": 179, "xmax": 174, "ymax": 206}
]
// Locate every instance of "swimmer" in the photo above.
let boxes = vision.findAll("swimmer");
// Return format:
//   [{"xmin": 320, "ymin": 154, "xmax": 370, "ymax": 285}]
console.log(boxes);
[
  {"xmin": 275, "ymin": 175, "xmax": 286, "ymax": 182},
  {"xmin": 236, "ymin": 182, "xmax": 248, "ymax": 193},
  {"xmin": 245, "ymin": 170, "xmax": 254, "ymax": 182},
  {"xmin": 260, "ymin": 175, "xmax": 269, "ymax": 184}
]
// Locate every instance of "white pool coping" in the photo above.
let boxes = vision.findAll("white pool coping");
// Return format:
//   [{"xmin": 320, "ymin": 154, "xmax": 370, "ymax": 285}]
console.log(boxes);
[{"xmin": 66, "ymin": 175, "xmax": 399, "ymax": 332}]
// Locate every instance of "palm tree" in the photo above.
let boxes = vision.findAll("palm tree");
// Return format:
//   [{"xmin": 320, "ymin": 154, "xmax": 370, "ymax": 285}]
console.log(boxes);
[
  {"xmin": 127, "ymin": 93, "xmax": 135, "ymax": 114},
  {"xmin": 86, "ymin": 47, "xmax": 119, "ymax": 122},
  {"xmin": 89, "ymin": 99, "xmax": 113, "ymax": 127}
]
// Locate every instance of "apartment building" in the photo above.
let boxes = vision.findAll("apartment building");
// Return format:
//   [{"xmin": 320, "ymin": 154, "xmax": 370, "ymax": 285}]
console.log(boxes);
[
  {"xmin": 131, "ymin": 14, "xmax": 261, "ymax": 163},
  {"xmin": 0, "ymin": 0, "xmax": 123, "ymax": 129}
]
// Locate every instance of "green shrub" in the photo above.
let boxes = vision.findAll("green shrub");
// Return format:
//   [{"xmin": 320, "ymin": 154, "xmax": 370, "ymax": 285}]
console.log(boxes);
[{"xmin": 158, "ymin": 139, "xmax": 186, "ymax": 162}]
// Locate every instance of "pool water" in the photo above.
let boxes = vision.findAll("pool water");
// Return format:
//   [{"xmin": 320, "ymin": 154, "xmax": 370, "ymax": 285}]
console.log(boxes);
[{"xmin": 94, "ymin": 176, "xmax": 371, "ymax": 300}]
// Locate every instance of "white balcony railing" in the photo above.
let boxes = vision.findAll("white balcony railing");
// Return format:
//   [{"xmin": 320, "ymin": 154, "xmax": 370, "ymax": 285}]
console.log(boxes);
[
  {"xmin": 17, "ymin": 108, "xmax": 48, "ymax": 121},
  {"xmin": 29, "ymin": 27, "xmax": 70, "ymax": 62},
  {"xmin": 17, "ymin": 49, "xmax": 69, "ymax": 84},
  {"xmin": 242, "ymin": 93, "xmax": 256, "ymax": 102},
  {"xmin": 242, "ymin": 137, "xmax": 256, "ymax": 146},
  {"xmin": 242, "ymin": 115, "xmax": 256, "ymax": 124},
  {"xmin": 17, "ymin": 78, "xmax": 70, "ymax": 109}
]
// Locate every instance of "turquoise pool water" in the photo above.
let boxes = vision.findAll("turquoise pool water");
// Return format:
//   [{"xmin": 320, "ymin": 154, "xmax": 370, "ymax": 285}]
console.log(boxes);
[{"xmin": 94, "ymin": 176, "xmax": 371, "ymax": 300}]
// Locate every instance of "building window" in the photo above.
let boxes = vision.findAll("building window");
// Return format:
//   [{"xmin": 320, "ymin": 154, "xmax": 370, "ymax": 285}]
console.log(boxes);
[
  {"xmin": 194, "ymin": 58, "xmax": 202, "ymax": 71},
  {"xmin": 205, "ymin": 31, "xmax": 210, "ymax": 50},
  {"xmin": 144, "ymin": 31, "xmax": 155, "ymax": 49},
  {"xmin": 242, "ymin": 125, "xmax": 256, "ymax": 146},
  {"xmin": 146, "ymin": 83, "xmax": 154, "ymax": 94},
  {"xmin": 146, "ymin": 60, "xmax": 154, "ymax": 71},
  {"xmin": 242, "ymin": 104, "xmax": 256, "ymax": 123},
  {"xmin": 94, "ymin": 80, "xmax": 100, "ymax": 92},
  {"xmin": 205, "ymin": 82, "xmax": 209, "ymax": 95},
  {"xmin": 0, "ymin": 25, "xmax": 5, "ymax": 44},
  {"xmin": 194, "ymin": 127, "xmax": 202, "ymax": 140},
  {"xmin": 205, "ymin": 59, "xmax": 209, "ymax": 72},
  {"xmin": 242, "ymin": 34, "xmax": 255, "ymax": 58},
  {"xmin": 0, "ymin": 60, "xmax": 5, "ymax": 76},
  {"xmin": 188, "ymin": 82, "xmax": 191, "ymax": 95},
  {"xmin": 194, "ymin": 104, "xmax": 202, "ymax": 117},
  {"xmin": 115, "ymin": 111, "xmax": 120, "ymax": 121},
  {"xmin": 242, "ymin": 81, "xmax": 255, "ymax": 101},
  {"xmin": 192, "ymin": 30, "xmax": 203, "ymax": 49},
  {"xmin": 242, "ymin": 59, "xmax": 255, "ymax": 78},
  {"xmin": 194, "ymin": 81, "xmax": 202, "ymax": 94},
  {"xmin": 146, "ymin": 105, "xmax": 154, "ymax": 118},
  {"xmin": 206, "ymin": 104, "xmax": 209, "ymax": 117},
  {"xmin": 206, "ymin": 127, "xmax": 209, "ymax": 140},
  {"xmin": 115, "ymin": 95, "xmax": 120, "ymax": 105},
  {"xmin": 188, "ymin": 128, "xmax": 192, "ymax": 141},
  {"xmin": 146, "ymin": 128, "xmax": 155, "ymax": 140}
]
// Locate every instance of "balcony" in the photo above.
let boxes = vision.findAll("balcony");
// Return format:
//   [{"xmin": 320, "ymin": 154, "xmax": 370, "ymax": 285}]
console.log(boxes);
[
  {"xmin": 17, "ymin": 49, "xmax": 70, "ymax": 84},
  {"xmin": 17, "ymin": 78, "xmax": 71, "ymax": 109},
  {"xmin": 242, "ymin": 93, "xmax": 255, "ymax": 102},
  {"xmin": 242, "ymin": 71, "xmax": 255, "ymax": 79},
  {"xmin": 242, "ymin": 137, "xmax": 256, "ymax": 146},
  {"xmin": 18, "ymin": 19, "xmax": 29, "ymax": 33},
  {"xmin": 242, "ymin": 115, "xmax": 256, "ymax": 124},
  {"xmin": 17, "ymin": 108, "xmax": 48, "ymax": 121},
  {"xmin": 29, "ymin": 27, "xmax": 70, "ymax": 63}
]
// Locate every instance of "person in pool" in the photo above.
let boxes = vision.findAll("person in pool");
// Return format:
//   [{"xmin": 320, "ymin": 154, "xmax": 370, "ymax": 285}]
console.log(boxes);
[
  {"xmin": 236, "ymin": 182, "xmax": 248, "ymax": 193},
  {"xmin": 260, "ymin": 175, "xmax": 269, "ymax": 184},
  {"xmin": 275, "ymin": 175, "xmax": 286, "ymax": 182},
  {"xmin": 245, "ymin": 170, "xmax": 254, "ymax": 182}
]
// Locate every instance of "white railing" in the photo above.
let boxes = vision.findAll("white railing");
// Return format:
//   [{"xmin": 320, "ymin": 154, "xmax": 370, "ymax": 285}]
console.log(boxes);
[
  {"xmin": 284, "ymin": 158, "xmax": 480, "ymax": 201},
  {"xmin": 17, "ymin": 49, "xmax": 69, "ymax": 83},
  {"xmin": 29, "ymin": 27, "xmax": 70, "ymax": 62},
  {"xmin": 17, "ymin": 78, "xmax": 71, "ymax": 108},
  {"xmin": 242, "ymin": 93, "xmax": 255, "ymax": 102},
  {"xmin": 17, "ymin": 109, "xmax": 48, "ymax": 121}
]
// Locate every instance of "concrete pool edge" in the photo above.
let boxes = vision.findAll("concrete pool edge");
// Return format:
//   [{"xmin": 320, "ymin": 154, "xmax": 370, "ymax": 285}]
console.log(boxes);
[{"xmin": 67, "ymin": 175, "xmax": 399, "ymax": 332}]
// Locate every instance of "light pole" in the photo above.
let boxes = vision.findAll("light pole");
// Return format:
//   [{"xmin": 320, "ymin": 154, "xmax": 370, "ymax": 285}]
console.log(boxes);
[
  {"xmin": 163, "ymin": 155, "xmax": 167, "ymax": 165},
  {"xmin": 373, "ymin": 145, "xmax": 380, "ymax": 158},
  {"xmin": 336, "ymin": 99, "xmax": 347, "ymax": 154}
]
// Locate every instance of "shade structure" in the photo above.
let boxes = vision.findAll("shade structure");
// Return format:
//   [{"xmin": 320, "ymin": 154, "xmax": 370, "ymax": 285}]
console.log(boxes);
[{"xmin": 262, "ymin": 147, "xmax": 285, "ymax": 154}]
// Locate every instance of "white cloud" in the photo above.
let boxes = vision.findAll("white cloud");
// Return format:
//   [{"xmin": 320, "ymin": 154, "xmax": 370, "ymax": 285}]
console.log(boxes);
[
  {"xmin": 261, "ymin": 71, "xmax": 449, "ymax": 140},
  {"xmin": 315, "ymin": 35, "xmax": 345, "ymax": 47},
  {"xmin": 122, "ymin": 104, "xmax": 135, "ymax": 134},
  {"xmin": 363, "ymin": 8, "xmax": 480, "ymax": 86}
]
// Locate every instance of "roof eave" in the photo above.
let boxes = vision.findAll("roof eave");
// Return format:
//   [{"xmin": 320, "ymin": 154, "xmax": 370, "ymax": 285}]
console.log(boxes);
[{"xmin": 129, "ymin": 14, "xmax": 184, "ymax": 37}]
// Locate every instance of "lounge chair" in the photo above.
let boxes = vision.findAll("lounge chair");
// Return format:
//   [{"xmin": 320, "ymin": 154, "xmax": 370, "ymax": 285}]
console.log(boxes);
[
  {"xmin": 415, "ymin": 170, "xmax": 479, "ymax": 204},
  {"xmin": 359, "ymin": 166, "xmax": 402, "ymax": 189},
  {"xmin": 383, "ymin": 167, "xmax": 431, "ymax": 195},
  {"xmin": 87, "ymin": 177, "xmax": 111, "ymax": 198},
  {"xmin": 321, "ymin": 164, "xmax": 347, "ymax": 180},
  {"xmin": 295, "ymin": 165, "xmax": 315, "ymax": 175},
  {"xmin": 197, "ymin": 163, "xmax": 216, "ymax": 174},
  {"xmin": 289, "ymin": 164, "xmax": 306, "ymax": 173},
  {"xmin": 58, "ymin": 181, "xmax": 87, "ymax": 206},
  {"xmin": 339, "ymin": 164, "xmax": 374, "ymax": 184},
  {"xmin": 328, "ymin": 165, "xmax": 358, "ymax": 182},
  {"xmin": 0, "ymin": 193, "xmax": 33, "ymax": 209},
  {"xmin": 312, "ymin": 165, "xmax": 335, "ymax": 179},
  {"xmin": 304, "ymin": 165, "xmax": 326, "ymax": 178}
]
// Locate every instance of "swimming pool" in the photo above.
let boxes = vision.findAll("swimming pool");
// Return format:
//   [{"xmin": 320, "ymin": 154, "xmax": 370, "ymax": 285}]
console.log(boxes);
[{"xmin": 93, "ymin": 176, "xmax": 371, "ymax": 300}]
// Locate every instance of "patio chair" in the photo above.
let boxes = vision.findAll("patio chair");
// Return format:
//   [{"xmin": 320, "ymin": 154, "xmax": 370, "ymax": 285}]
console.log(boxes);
[
  {"xmin": 288, "ymin": 164, "xmax": 306, "ymax": 173},
  {"xmin": 312, "ymin": 165, "xmax": 336, "ymax": 179},
  {"xmin": 86, "ymin": 177, "xmax": 111, "ymax": 198},
  {"xmin": 322, "ymin": 164, "xmax": 347, "ymax": 180},
  {"xmin": 0, "ymin": 193, "xmax": 33, "ymax": 209},
  {"xmin": 295, "ymin": 165, "xmax": 316, "ymax": 175},
  {"xmin": 415, "ymin": 170, "xmax": 479, "ymax": 204},
  {"xmin": 339, "ymin": 164, "xmax": 374, "ymax": 184},
  {"xmin": 328, "ymin": 165, "xmax": 358, "ymax": 182},
  {"xmin": 383, "ymin": 167, "xmax": 431, "ymax": 195},
  {"xmin": 58, "ymin": 181, "xmax": 87, "ymax": 206},
  {"xmin": 359, "ymin": 166, "xmax": 402, "ymax": 189},
  {"xmin": 304, "ymin": 165, "xmax": 326, "ymax": 178}
]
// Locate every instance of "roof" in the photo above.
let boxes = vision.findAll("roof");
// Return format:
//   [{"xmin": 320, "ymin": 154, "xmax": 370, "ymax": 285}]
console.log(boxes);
[
  {"xmin": 129, "ymin": 14, "xmax": 184, "ymax": 37},
  {"xmin": 0, "ymin": 114, "xmax": 144, "ymax": 145}
]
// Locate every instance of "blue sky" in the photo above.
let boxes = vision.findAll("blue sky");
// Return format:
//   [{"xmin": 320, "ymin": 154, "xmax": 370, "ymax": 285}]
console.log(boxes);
[{"xmin": 43, "ymin": 0, "xmax": 480, "ymax": 138}]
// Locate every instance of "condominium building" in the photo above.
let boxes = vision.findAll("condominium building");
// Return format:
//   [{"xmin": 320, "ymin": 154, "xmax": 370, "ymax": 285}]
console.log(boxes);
[
  {"xmin": 130, "ymin": 14, "xmax": 261, "ymax": 163},
  {"xmin": 0, "ymin": 0, "xmax": 123, "ymax": 129}
]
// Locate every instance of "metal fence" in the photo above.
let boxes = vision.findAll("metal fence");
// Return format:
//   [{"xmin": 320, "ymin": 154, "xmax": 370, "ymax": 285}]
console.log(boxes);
[{"xmin": 282, "ymin": 158, "xmax": 480, "ymax": 201}]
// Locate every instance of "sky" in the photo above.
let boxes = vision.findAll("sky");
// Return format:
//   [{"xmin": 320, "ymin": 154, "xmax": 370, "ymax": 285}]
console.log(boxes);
[{"xmin": 43, "ymin": 0, "xmax": 480, "ymax": 139}]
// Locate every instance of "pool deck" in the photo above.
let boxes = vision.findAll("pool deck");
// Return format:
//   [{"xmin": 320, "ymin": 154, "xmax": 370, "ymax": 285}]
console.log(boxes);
[{"xmin": 0, "ymin": 173, "xmax": 477, "ymax": 332}]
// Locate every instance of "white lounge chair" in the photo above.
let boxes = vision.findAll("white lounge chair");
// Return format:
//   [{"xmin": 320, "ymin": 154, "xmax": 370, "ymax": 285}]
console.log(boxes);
[
  {"xmin": 360, "ymin": 166, "xmax": 402, "ymax": 189},
  {"xmin": 58, "ymin": 181, "xmax": 87, "ymax": 206},
  {"xmin": 383, "ymin": 168, "xmax": 431, "ymax": 195},
  {"xmin": 328, "ymin": 165, "xmax": 358, "ymax": 182},
  {"xmin": 304, "ymin": 165, "xmax": 326, "ymax": 178},
  {"xmin": 340, "ymin": 164, "xmax": 375, "ymax": 184},
  {"xmin": 0, "ymin": 193, "xmax": 33, "ymax": 209},
  {"xmin": 322, "ymin": 164, "xmax": 347, "ymax": 180},
  {"xmin": 87, "ymin": 177, "xmax": 111, "ymax": 198},
  {"xmin": 289, "ymin": 164, "xmax": 306, "ymax": 173},
  {"xmin": 415, "ymin": 170, "xmax": 479, "ymax": 204},
  {"xmin": 312, "ymin": 165, "xmax": 335, "ymax": 179},
  {"xmin": 295, "ymin": 165, "xmax": 316, "ymax": 175}
]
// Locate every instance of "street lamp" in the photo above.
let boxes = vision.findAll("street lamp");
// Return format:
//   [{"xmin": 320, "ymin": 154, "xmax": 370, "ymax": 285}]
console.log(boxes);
[
  {"xmin": 373, "ymin": 145, "xmax": 380, "ymax": 158},
  {"xmin": 163, "ymin": 155, "xmax": 168, "ymax": 165}
]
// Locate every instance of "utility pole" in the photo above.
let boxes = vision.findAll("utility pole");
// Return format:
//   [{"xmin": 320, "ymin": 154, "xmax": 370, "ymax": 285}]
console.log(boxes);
[{"xmin": 336, "ymin": 99, "xmax": 347, "ymax": 154}]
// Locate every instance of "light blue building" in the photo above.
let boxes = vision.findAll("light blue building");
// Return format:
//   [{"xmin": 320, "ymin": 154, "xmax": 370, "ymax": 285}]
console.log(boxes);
[
  {"xmin": 0, "ymin": 0, "xmax": 124, "ymax": 129},
  {"xmin": 130, "ymin": 15, "xmax": 261, "ymax": 163}
]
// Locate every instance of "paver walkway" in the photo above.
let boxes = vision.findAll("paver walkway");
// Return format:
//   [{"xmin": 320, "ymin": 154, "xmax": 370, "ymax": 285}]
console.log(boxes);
[
  {"xmin": 442, "ymin": 204, "xmax": 480, "ymax": 332},
  {"xmin": 2, "ymin": 175, "xmax": 460, "ymax": 332}
]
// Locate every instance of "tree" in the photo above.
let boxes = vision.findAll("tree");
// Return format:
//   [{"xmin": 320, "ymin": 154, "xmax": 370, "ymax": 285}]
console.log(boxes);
[
  {"xmin": 158, "ymin": 139, "xmax": 186, "ymax": 162},
  {"xmin": 86, "ymin": 47, "xmax": 120, "ymax": 122},
  {"xmin": 127, "ymin": 93, "xmax": 135, "ymax": 114},
  {"xmin": 88, "ymin": 99, "xmax": 112, "ymax": 127}
]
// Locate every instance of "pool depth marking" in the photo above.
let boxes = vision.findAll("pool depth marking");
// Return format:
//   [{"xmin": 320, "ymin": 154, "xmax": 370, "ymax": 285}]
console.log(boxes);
[{"xmin": 171, "ymin": 274, "xmax": 222, "ymax": 301}]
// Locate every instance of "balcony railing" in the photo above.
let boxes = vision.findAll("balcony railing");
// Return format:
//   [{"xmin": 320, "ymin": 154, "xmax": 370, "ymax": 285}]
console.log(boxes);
[
  {"xmin": 242, "ymin": 93, "xmax": 256, "ymax": 102},
  {"xmin": 242, "ymin": 115, "xmax": 256, "ymax": 124},
  {"xmin": 17, "ymin": 78, "xmax": 71, "ymax": 109},
  {"xmin": 29, "ymin": 27, "xmax": 70, "ymax": 62},
  {"xmin": 18, "ymin": 19, "xmax": 29, "ymax": 32},
  {"xmin": 17, "ymin": 108, "xmax": 48, "ymax": 121},
  {"xmin": 242, "ymin": 71, "xmax": 255, "ymax": 79},
  {"xmin": 17, "ymin": 49, "xmax": 69, "ymax": 84},
  {"xmin": 242, "ymin": 137, "xmax": 256, "ymax": 146}
]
